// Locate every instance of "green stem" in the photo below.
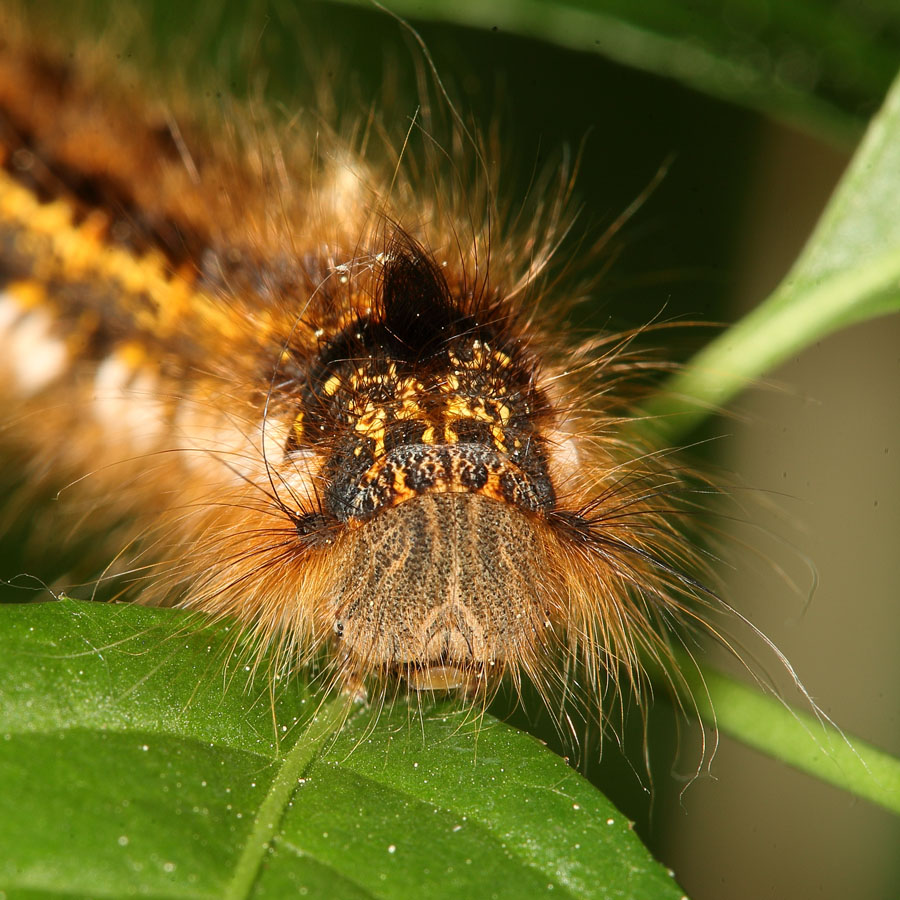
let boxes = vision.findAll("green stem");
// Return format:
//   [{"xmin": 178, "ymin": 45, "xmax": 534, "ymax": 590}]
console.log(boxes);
[
  {"xmin": 641, "ymin": 248, "xmax": 900, "ymax": 444},
  {"xmin": 693, "ymin": 665, "xmax": 900, "ymax": 817},
  {"xmin": 223, "ymin": 695, "xmax": 353, "ymax": 900}
]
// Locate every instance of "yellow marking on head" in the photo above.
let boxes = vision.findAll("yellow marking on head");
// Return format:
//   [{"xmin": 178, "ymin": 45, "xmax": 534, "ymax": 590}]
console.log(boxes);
[
  {"xmin": 354, "ymin": 409, "xmax": 386, "ymax": 457},
  {"xmin": 444, "ymin": 396, "xmax": 493, "ymax": 423},
  {"xmin": 398, "ymin": 377, "xmax": 424, "ymax": 400},
  {"xmin": 323, "ymin": 374, "xmax": 342, "ymax": 396},
  {"xmin": 390, "ymin": 468, "xmax": 417, "ymax": 506},
  {"xmin": 448, "ymin": 341, "xmax": 508, "ymax": 371},
  {"xmin": 355, "ymin": 408, "xmax": 386, "ymax": 432},
  {"xmin": 395, "ymin": 397, "xmax": 424, "ymax": 420}
]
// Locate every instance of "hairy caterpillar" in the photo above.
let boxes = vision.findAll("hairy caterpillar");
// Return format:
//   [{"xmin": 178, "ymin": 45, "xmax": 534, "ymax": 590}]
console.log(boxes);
[{"xmin": 0, "ymin": 4, "xmax": 763, "ymax": 737}]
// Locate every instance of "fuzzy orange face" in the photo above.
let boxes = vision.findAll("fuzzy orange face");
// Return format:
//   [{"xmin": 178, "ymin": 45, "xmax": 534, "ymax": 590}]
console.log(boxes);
[{"xmin": 268, "ymin": 235, "xmax": 562, "ymax": 691}]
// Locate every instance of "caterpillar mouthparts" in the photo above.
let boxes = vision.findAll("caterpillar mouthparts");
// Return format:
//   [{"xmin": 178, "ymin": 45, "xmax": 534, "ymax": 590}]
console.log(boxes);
[{"xmin": 0, "ymin": 11, "xmax": 718, "ymax": 717}]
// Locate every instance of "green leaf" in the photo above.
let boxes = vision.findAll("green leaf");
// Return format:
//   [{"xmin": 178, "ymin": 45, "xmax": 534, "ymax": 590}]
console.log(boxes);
[
  {"xmin": 0, "ymin": 598, "xmax": 685, "ymax": 900},
  {"xmin": 643, "ymin": 64, "xmax": 900, "ymax": 443},
  {"xmin": 335, "ymin": 0, "xmax": 900, "ymax": 143}
]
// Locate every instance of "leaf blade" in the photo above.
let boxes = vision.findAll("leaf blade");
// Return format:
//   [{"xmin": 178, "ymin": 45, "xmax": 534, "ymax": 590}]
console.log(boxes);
[
  {"xmin": 335, "ymin": 0, "xmax": 900, "ymax": 143},
  {"xmin": 0, "ymin": 599, "xmax": 685, "ymax": 900},
  {"xmin": 643, "ymin": 65, "xmax": 900, "ymax": 443}
]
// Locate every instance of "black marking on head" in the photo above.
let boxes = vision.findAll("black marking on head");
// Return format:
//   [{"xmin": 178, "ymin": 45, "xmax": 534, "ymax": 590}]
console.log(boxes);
[
  {"xmin": 276, "ymin": 228, "xmax": 559, "ymax": 523},
  {"xmin": 378, "ymin": 231, "xmax": 462, "ymax": 360},
  {"xmin": 304, "ymin": 233, "xmax": 482, "ymax": 380},
  {"xmin": 294, "ymin": 512, "xmax": 338, "ymax": 548}
]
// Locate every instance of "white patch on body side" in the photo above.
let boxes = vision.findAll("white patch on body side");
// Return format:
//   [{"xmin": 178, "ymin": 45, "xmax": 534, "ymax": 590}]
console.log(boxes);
[
  {"xmin": 261, "ymin": 414, "xmax": 318, "ymax": 510},
  {"xmin": 278, "ymin": 446, "xmax": 318, "ymax": 512},
  {"xmin": 316, "ymin": 156, "xmax": 372, "ymax": 238},
  {"xmin": 170, "ymin": 386, "xmax": 259, "ymax": 479},
  {"xmin": 546, "ymin": 423, "xmax": 581, "ymax": 484},
  {"xmin": 0, "ymin": 291, "xmax": 21, "ymax": 335},
  {"xmin": 0, "ymin": 292, "xmax": 69, "ymax": 394},
  {"xmin": 167, "ymin": 387, "xmax": 315, "ymax": 507},
  {"xmin": 92, "ymin": 354, "xmax": 169, "ymax": 452}
]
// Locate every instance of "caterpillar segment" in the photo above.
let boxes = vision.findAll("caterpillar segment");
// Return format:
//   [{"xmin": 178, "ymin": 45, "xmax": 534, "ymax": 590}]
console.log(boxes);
[{"xmin": 0, "ymin": 29, "xmax": 706, "ymax": 710}]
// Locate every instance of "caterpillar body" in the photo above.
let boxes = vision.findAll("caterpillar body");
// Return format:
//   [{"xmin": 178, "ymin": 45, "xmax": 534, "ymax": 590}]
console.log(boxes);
[{"xmin": 0, "ymin": 11, "xmax": 717, "ymax": 721}]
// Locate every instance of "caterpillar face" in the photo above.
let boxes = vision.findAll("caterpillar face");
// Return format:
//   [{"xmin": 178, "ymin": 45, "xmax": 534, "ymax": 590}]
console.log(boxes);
[
  {"xmin": 271, "ymin": 237, "xmax": 559, "ymax": 690},
  {"xmin": 331, "ymin": 493, "xmax": 547, "ymax": 691}
]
